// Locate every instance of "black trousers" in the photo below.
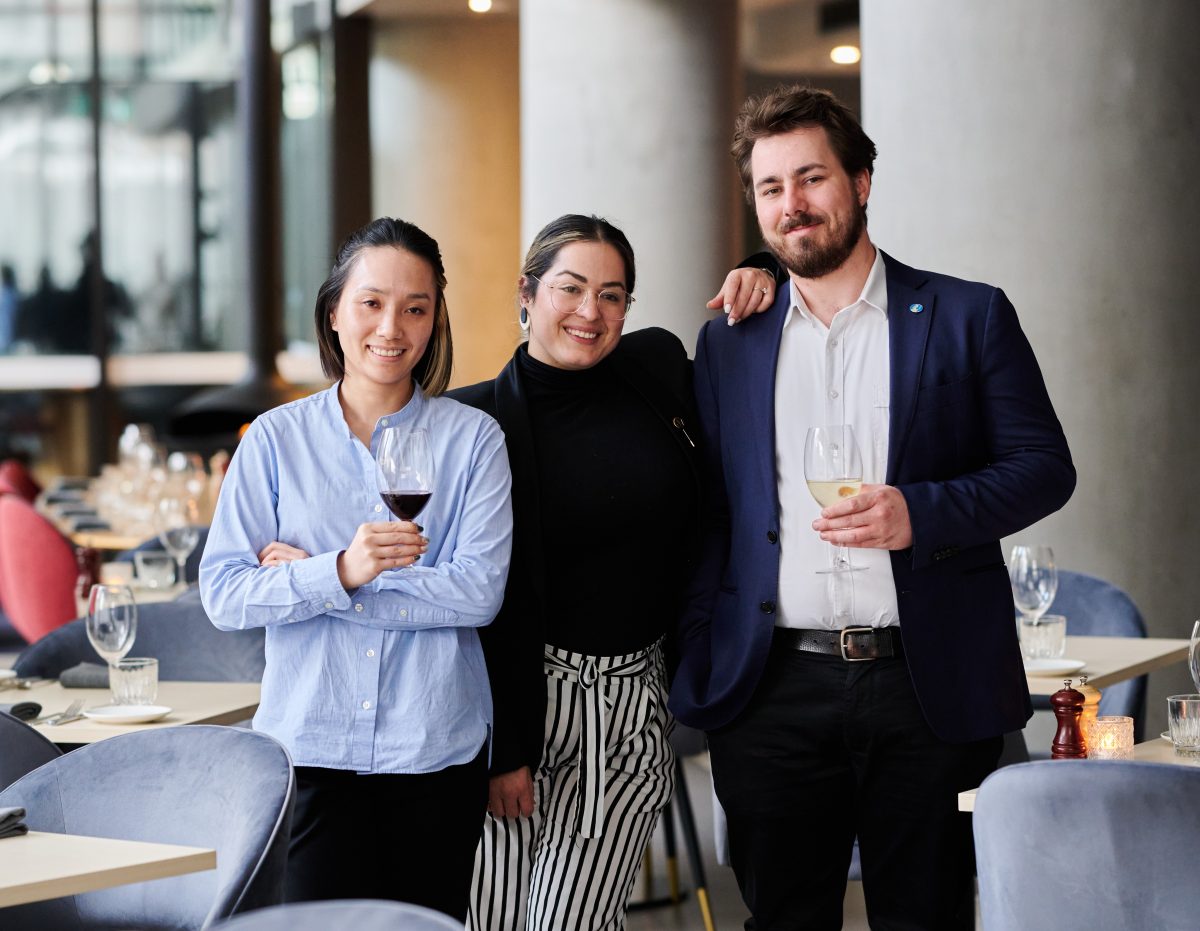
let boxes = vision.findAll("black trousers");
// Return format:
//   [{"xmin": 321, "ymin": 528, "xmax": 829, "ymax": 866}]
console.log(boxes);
[
  {"xmin": 707, "ymin": 641, "xmax": 1001, "ymax": 931},
  {"xmin": 286, "ymin": 747, "xmax": 488, "ymax": 920}
]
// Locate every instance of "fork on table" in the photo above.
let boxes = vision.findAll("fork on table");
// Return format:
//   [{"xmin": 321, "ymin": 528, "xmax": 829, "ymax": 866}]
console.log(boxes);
[{"xmin": 37, "ymin": 699, "xmax": 84, "ymax": 726}]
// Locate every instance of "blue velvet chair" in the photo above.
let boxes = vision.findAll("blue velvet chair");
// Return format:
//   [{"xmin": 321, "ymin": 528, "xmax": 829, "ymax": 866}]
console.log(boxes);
[
  {"xmin": 118, "ymin": 526, "xmax": 210, "ymax": 585},
  {"xmin": 213, "ymin": 900, "xmax": 464, "ymax": 930},
  {"xmin": 974, "ymin": 760, "xmax": 1200, "ymax": 931},
  {"xmin": 1033, "ymin": 570, "xmax": 1149, "ymax": 740},
  {"xmin": 0, "ymin": 709, "xmax": 61, "ymax": 790},
  {"xmin": 0, "ymin": 725, "xmax": 294, "ymax": 929},
  {"xmin": 13, "ymin": 586, "xmax": 265, "ymax": 683}
]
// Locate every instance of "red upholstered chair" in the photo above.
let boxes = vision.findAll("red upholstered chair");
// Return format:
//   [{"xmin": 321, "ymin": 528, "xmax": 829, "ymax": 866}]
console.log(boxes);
[
  {"xmin": 0, "ymin": 459, "xmax": 42, "ymax": 503},
  {"xmin": 0, "ymin": 494, "xmax": 78, "ymax": 643}
]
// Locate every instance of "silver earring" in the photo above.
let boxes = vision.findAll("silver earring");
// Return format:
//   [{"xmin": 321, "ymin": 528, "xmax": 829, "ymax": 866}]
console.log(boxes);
[{"xmin": 519, "ymin": 306, "xmax": 530, "ymax": 331}]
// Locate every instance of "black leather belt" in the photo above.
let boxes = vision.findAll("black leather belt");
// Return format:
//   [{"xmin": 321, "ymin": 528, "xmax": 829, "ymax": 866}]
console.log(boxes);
[{"xmin": 774, "ymin": 626, "xmax": 901, "ymax": 661}]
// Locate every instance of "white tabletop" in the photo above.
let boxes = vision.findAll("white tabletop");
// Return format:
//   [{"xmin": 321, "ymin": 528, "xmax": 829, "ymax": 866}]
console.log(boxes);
[
  {"xmin": 0, "ymin": 830, "xmax": 215, "ymax": 907},
  {"xmin": 1025, "ymin": 635, "xmax": 1188, "ymax": 695},
  {"xmin": 23, "ymin": 680, "xmax": 260, "ymax": 745},
  {"xmin": 958, "ymin": 737, "xmax": 1200, "ymax": 812}
]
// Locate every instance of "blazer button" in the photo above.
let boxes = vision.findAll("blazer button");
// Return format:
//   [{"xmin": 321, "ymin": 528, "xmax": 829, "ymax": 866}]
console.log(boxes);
[
  {"xmin": 766, "ymin": 530, "xmax": 778, "ymax": 544},
  {"xmin": 760, "ymin": 600, "xmax": 776, "ymax": 614}
]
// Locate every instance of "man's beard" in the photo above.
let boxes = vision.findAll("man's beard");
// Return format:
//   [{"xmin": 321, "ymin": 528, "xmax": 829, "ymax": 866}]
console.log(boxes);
[{"xmin": 764, "ymin": 203, "xmax": 867, "ymax": 279}]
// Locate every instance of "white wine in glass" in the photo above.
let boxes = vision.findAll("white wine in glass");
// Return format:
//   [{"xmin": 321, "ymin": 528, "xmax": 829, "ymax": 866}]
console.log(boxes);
[{"xmin": 803, "ymin": 425, "xmax": 867, "ymax": 575}]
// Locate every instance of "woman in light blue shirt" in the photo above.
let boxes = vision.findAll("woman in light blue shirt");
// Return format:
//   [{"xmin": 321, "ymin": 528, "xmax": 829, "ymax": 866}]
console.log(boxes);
[{"xmin": 199, "ymin": 217, "xmax": 513, "ymax": 919}]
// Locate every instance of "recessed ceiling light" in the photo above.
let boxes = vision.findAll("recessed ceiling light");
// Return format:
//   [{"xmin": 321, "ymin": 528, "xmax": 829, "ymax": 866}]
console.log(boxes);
[
  {"xmin": 830, "ymin": 45, "xmax": 861, "ymax": 65},
  {"xmin": 468, "ymin": 0, "xmax": 493, "ymax": 12}
]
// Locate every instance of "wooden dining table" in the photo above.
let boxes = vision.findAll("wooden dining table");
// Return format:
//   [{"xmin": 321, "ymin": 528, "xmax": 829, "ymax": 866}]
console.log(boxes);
[
  {"xmin": 21, "ymin": 680, "xmax": 260, "ymax": 745},
  {"xmin": 959, "ymin": 736, "xmax": 1200, "ymax": 812},
  {"xmin": 1024, "ymin": 634, "xmax": 1188, "ymax": 694},
  {"xmin": 0, "ymin": 830, "xmax": 215, "ymax": 907}
]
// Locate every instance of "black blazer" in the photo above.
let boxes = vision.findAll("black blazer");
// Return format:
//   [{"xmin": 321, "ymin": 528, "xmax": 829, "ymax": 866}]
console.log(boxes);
[{"xmin": 449, "ymin": 327, "xmax": 703, "ymax": 775}]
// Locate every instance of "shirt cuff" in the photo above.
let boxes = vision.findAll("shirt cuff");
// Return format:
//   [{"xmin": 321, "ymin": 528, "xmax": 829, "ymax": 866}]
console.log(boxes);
[{"xmin": 292, "ymin": 550, "xmax": 352, "ymax": 614}]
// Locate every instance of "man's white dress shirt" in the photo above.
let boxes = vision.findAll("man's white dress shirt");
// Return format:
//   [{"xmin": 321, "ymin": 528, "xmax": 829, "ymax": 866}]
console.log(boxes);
[{"xmin": 773, "ymin": 249, "xmax": 899, "ymax": 630}]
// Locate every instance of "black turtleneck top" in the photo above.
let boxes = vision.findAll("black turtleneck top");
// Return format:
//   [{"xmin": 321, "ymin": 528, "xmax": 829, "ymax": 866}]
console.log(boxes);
[{"xmin": 517, "ymin": 346, "xmax": 696, "ymax": 656}]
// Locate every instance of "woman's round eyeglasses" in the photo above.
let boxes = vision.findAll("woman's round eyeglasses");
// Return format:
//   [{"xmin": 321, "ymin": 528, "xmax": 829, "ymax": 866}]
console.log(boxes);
[{"xmin": 529, "ymin": 275, "xmax": 634, "ymax": 321}]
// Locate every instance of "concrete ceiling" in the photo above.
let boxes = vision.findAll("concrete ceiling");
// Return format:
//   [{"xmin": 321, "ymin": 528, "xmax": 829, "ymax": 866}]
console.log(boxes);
[{"xmin": 338, "ymin": 0, "xmax": 861, "ymax": 75}]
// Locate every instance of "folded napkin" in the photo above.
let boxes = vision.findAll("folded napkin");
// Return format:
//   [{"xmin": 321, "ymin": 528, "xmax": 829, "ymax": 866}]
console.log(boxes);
[
  {"xmin": 55, "ymin": 505, "xmax": 99, "ymax": 517},
  {"xmin": 0, "ymin": 702, "xmax": 42, "ymax": 722},
  {"xmin": 69, "ymin": 517, "xmax": 111, "ymax": 532},
  {"xmin": 59, "ymin": 662, "xmax": 110, "ymax": 689},
  {"xmin": 0, "ymin": 807, "xmax": 28, "ymax": 840},
  {"xmin": 50, "ymin": 477, "xmax": 90, "ymax": 491},
  {"xmin": 43, "ymin": 490, "xmax": 84, "ymax": 504}
]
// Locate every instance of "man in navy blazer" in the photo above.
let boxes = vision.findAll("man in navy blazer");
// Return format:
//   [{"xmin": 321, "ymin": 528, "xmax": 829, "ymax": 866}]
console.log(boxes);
[{"xmin": 669, "ymin": 86, "xmax": 1075, "ymax": 929}]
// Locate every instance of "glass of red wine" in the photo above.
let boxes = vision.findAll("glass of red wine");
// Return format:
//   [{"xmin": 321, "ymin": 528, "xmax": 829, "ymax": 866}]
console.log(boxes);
[{"xmin": 376, "ymin": 426, "xmax": 435, "ymax": 525}]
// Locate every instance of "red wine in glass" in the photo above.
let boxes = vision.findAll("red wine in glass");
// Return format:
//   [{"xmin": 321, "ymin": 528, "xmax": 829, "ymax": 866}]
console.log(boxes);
[
  {"xmin": 376, "ymin": 427, "xmax": 435, "ymax": 525},
  {"xmin": 380, "ymin": 491, "xmax": 431, "ymax": 521}
]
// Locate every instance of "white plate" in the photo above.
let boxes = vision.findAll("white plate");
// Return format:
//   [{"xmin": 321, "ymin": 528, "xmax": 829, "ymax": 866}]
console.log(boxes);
[
  {"xmin": 0, "ymin": 670, "xmax": 16, "ymax": 681},
  {"xmin": 1023, "ymin": 658, "xmax": 1086, "ymax": 676},
  {"xmin": 82, "ymin": 704, "xmax": 173, "ymax": 725}
]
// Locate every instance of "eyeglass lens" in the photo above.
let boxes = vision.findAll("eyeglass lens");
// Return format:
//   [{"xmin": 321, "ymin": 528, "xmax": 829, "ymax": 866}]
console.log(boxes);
[{"xmin": 547, "ymin": 282, "xmax": 628, "ymax": 319}]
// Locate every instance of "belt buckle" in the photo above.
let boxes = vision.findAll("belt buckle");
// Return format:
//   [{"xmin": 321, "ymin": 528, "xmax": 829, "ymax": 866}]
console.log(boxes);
[{"xmin": 839, "ymin": 626, "xmax": 875, "ymax": 662}]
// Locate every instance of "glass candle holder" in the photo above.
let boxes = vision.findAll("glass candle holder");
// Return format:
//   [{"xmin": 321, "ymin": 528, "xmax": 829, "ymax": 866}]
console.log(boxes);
[{"xmin": 1088, "ymin": 715, "xmax": 1134, "ymax": 760}]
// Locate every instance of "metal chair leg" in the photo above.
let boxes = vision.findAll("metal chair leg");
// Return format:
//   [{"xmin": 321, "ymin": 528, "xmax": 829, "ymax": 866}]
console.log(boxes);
[
  {"xmin": 673, "ymin": 755, "xmax": 716, "ymax": 931},
  {"xmin": 661, "ymin": 792, "xmax": 681, "ymax": 902}
]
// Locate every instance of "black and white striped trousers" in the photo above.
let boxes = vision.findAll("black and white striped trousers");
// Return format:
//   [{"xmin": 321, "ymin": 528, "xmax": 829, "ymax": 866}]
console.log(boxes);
[{"xmin": 469, "ymin": 641, "xmax": 675, "ymax": 931}]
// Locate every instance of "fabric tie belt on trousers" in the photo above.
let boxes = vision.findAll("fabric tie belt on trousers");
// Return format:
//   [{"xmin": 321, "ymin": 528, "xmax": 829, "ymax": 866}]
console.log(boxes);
[{"xmin": 543, "ymin": 642, "xmax": 658, "ymax": 839}]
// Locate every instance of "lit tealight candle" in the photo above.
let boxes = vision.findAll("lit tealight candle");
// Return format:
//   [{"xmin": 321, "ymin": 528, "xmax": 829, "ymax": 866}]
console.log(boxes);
[{"xmin": 1088, "ymin": 715, "xmax": 1134, "ymax": 760}]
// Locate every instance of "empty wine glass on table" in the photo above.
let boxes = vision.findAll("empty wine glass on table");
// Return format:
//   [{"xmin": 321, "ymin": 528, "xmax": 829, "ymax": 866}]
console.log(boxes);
[
  {"xmin": 155, "ymin": 496, "xmax": 201, "ymax": 587},
  {"xmin": 1009, "ymin": 544, "xmax": 1057, "ymax": 623},
  {"xmin": 376, "ymin": 427, "xmax": 435, "ymax": 526},
  {"xmin": 1189, "ymin": 619, "xmax": 1200, "ymax": 694},
  {"xmin": 87, "ymin": 583, "xmax": 138, "ymax": 700}
]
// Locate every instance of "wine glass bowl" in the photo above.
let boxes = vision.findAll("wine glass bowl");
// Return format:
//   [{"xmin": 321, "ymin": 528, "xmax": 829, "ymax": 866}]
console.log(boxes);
[
  {"xmin": 376, "ymin": 428, "xmax": 435, "ymax": 522},
  {"xmin": 87, "ymin": 584, "xmax": 138, "ymax": 696},
  {"xmin": 1189, "ymin": 619, "xmax": 1200, "ymax": 695},
  {"xmin": 1008, "ymin": 544, "xmax": 1058, "ymax": 624},
  {"xmin": 803, "ymin": 425, "xmax": 866, "ymax": 574},
  {"xmin": 155, "ymin": 496, "xmax": 201, "ymax": 586}
]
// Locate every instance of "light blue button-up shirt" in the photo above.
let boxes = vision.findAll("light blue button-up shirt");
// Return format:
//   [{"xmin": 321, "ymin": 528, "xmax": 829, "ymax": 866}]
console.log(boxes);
[{"xmin": 199, "ymin": 383, "xmax": 513, "ymax": 774}]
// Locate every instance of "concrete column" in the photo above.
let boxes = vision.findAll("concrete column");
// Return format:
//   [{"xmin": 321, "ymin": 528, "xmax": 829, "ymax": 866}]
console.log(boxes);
[
  {"xmin": 370, "ymin": 17, "xmax": 521, "ymax": 388},
  {"xmin": 860, "ymin": 0, "xmax": 1200, "ymax": 726},
  {"xmin": 520, "ymin": 0, "xmax": 740, "ymax": 347}
]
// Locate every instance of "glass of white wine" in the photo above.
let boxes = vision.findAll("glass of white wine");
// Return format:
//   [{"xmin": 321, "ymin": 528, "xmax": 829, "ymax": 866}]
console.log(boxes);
[{"xmin": 803, "ymin": 424, "xmax": 867, "ymax": 575}]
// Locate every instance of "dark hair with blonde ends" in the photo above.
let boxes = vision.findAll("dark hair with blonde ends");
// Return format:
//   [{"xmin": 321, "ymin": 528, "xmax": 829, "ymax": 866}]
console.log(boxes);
[{"xmin": 313, "ymin": 217, "xmax": 453, "ymax": 396}]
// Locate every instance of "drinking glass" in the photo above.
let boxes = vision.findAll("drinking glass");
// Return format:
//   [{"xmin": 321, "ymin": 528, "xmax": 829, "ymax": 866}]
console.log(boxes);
[
  {"xmin": 1009, "ymin": 544, "xmax": 1057, "ymax": 624},
  {"xmin": 803, "ymin": 425, "xmax": 866, "ymax": 574},
  {"xmin": 87, "ymin": 584, "xmax": 137, "ymax": 699},
  {"xmin": 155, "ymin": 496, "xmax": 201, "ymax": 584},
  {"xmin": 376, "ymin": 428, "xmax": 435, "ymax": 522}
]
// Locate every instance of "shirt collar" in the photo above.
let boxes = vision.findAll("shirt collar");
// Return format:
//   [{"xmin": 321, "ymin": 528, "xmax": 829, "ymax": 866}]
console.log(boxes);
[
  {"xmin": 325, "ymin": 380, "xmax": 427, "ymax": 440},
  {"xmin": 783, "ymin": 247, "xmax": 888, "ymax": 330}
]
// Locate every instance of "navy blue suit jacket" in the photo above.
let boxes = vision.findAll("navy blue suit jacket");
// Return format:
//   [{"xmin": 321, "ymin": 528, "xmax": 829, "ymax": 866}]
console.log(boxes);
[{"xmin": 668, "ymin": 251, "xmax": 1075, "ymax": 742}]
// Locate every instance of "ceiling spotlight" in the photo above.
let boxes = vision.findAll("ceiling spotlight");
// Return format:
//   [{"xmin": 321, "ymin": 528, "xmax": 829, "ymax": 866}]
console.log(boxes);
[
  {"xmin": 468, "ymin": 0, "xmax": 493, "ymax": 11},
  {"xmin": 830, "ymin": 45, "xmax": 861, "ymax": 65}
]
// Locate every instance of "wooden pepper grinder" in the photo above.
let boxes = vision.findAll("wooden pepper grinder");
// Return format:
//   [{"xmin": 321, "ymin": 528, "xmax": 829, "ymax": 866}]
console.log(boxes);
[
  {"xmin": 1051, "ymin": 678, "xmax": 1087, "ymax": 759},
  {"xmin": 1076, "ymin": 674, "xmax": 1102, "ymax": 752}
]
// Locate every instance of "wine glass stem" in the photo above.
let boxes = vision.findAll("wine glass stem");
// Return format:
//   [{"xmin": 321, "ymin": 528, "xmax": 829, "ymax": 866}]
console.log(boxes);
[
  {"xmin": 175, "ymin": 556, "xmax": 185, "ymax": 587},
  {"xmin": 829, "ymin": 544, "xmax": 854, "ymax": 623}
]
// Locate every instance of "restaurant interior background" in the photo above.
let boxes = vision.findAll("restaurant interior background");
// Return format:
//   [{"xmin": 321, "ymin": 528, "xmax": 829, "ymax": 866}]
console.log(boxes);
[{"xmin": 1, "ymin": 0, "xmax": 1197, "ymax": 734}]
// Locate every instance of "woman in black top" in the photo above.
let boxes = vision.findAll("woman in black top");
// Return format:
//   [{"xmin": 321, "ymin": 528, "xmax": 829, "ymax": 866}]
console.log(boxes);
[{"xmin": 452, "ymin": 214, "xmax": 774, "ymax": 930}]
